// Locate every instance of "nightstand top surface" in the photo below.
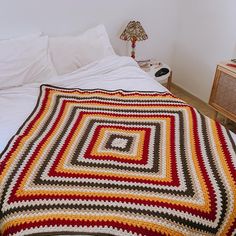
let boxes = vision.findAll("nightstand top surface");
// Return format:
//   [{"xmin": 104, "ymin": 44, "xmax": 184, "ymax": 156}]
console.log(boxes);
[
  {"xmin": 218, "ymin": 61, "xmax": 236, "ymax": 74},
  {"xmin": 138, "ymin": 59, "xmax": 171, "ymax": 81}
]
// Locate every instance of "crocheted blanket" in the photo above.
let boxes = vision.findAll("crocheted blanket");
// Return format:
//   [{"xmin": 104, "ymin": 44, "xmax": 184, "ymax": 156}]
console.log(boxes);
[{"xmin": 0, "ymin": 85, "xmax": 236, "ymax": 236}]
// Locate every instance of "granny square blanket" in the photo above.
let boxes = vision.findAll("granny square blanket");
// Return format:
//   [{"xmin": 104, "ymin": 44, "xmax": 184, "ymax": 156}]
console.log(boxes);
[{"xmin": 0, "ymin": 85, "xmax": 236, "ymax": 236}]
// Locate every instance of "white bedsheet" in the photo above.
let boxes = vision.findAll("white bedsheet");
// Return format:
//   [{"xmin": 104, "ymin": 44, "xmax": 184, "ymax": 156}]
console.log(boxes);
[
  {"xmin": 0, "ymin": 56, "xmax": 235, "ymax": 153},
  {"xmin": 0, "ymin": 56, "xmax": 167, "ymax": 153}
]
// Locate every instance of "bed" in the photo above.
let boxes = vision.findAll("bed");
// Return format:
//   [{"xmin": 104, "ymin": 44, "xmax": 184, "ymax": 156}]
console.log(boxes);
[{"xmin": 0, "ymin": 27, "xmax": 236, "ymax": 236}]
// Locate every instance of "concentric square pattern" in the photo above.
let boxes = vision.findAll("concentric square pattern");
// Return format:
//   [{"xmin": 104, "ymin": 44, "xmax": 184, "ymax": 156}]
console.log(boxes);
[{"xmin": 0, "ymin": 85, "xmax": 235, "ymax": 236}]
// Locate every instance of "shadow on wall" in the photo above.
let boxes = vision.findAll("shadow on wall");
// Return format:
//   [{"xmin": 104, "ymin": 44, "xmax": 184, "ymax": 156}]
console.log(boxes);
[{"xmin": 172, "ymin": 41, "xmax": 216, "ymax": 103}]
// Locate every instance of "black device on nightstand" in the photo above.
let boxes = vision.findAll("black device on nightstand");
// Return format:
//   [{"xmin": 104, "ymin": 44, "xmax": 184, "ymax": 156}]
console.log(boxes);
[{"xmin": 155, "ymin": 68, "xmax": 170, "ymax": 77}]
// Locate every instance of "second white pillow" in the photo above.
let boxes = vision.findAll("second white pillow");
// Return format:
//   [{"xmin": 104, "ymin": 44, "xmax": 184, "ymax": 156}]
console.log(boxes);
[{"xmin": 49, "ymin": 25, "xmax": 115, "ymax": 75}]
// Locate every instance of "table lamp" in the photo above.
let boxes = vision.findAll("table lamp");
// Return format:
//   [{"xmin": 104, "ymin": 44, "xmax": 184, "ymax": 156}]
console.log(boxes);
[{"xmin": 120, "ymin": 21, "xmax": 148, "ymax": 59}]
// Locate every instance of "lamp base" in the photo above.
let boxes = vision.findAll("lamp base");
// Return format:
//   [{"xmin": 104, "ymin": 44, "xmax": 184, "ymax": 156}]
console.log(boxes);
[{"xmin": 131, "ymin": 39, "xmax": 136, "ymax": 59}]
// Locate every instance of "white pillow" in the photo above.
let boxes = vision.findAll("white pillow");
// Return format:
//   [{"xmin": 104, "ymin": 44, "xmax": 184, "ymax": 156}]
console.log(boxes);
[
  {"xmin": 0, "ymin": 35, "xmax": 56, "ymax": 89},
  {"xmin": 49, "ymin": 24, "xmax": 115, "ymax": 75}
]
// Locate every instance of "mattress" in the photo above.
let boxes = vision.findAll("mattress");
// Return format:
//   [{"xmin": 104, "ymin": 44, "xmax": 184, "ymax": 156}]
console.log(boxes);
[{"xmin": 0, "ymin": 56, "xmax": 236, "ymax": 235}]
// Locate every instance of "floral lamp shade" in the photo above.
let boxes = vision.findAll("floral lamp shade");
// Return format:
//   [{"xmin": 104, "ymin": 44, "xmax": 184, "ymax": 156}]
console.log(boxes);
[{"xmin": 120, "ymin": 21, "xmax": 148, "ymax": 59}]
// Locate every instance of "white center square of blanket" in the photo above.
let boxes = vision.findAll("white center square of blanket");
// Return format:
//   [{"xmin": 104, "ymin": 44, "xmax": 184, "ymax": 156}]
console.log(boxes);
[{"xmin": 111, "ymin": 138, "xmax": 128, "ymax": 149}]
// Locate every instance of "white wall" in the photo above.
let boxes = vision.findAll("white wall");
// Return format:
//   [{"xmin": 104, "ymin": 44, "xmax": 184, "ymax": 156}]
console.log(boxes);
[
  {"xmin": 0, "ymin": 0, "xmax": 179, "ymax": 63},
  {"xmin": 172, "ymin": 0, "xmax": 236, "ymax": 102}
]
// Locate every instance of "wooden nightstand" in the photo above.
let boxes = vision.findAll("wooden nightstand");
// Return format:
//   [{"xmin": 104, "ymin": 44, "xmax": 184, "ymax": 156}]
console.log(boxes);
[
  {"xmin": 138, "ymin": 60, "xmax": 172, "ymax": 90},
  {"xmin": 209, "ymin": 62, "xmax": 236, "ymax": 122}
]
